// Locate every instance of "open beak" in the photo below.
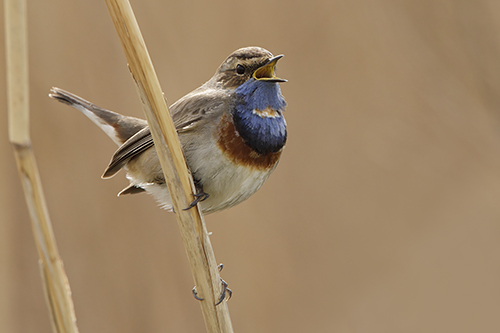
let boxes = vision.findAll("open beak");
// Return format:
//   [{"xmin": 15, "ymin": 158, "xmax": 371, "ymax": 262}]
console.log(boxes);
[{"xmin": 253, "ymin": 55, "xmax": 287, "ymax": 82}]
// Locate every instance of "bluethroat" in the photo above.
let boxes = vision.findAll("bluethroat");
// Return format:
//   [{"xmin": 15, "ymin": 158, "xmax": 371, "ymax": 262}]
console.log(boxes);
[{"xmin": 50, "ymin": 47, "xmax": 287, "ymax": 214}]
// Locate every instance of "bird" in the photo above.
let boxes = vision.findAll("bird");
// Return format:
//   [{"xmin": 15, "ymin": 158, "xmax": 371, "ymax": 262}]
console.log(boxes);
[{"xmin": 50, "ymin": 46, "xmax": 287, "ymax": 214}]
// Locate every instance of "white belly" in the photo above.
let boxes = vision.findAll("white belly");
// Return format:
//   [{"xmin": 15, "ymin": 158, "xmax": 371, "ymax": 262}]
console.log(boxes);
[{"xmin": 130, "ymin": 144, "xmax": 277, "ymax": 214}]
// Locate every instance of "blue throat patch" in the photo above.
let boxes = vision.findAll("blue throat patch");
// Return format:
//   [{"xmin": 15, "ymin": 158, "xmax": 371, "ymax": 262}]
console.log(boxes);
[{"xmin": 233, "ymin": 79, "xmax": 287, "ymax": 155}]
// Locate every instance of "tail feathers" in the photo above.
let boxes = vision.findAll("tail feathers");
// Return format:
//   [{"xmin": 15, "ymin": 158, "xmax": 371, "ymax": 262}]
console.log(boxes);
[
  {"xmin": 49, "ymin": 87, "xmax": 147, "ymax": 145},
  {"xmin": 117, "ymin": 184, "xmax": 146, "ymax": 196}
]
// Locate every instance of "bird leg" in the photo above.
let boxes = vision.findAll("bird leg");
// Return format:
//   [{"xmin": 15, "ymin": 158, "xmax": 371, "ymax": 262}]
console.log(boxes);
[{"xmin": 183, "ymin": 178, "xmax": 209, "ymax": 210}]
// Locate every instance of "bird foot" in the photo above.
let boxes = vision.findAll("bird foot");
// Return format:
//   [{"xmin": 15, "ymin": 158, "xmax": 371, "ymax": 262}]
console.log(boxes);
[
  {"xmin": 192, "ymin": 264, "xmax": 232, "ymax": 305},
  {"xmin": 183, "ymin": 189, "xmax": 209, "ymax": 210}
]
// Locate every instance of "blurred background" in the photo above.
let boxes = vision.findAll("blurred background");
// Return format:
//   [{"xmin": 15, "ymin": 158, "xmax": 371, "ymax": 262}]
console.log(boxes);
[{"xmin": 2, "ymin": 1, "xmax": 500, "ymax": 332}]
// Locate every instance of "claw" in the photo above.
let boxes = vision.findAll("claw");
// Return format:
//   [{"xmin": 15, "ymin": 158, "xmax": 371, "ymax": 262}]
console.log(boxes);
[
  {"xmin": 183, "ymin": 191, "xmax": 209, "ymax": 210},
  {"xmin": 215, "ymin": 278, "xmax": 232, "ymax": 305},
  {"xmin": 192, "ymin": 263, "xmax": 232, "ymax": 305},
  {"xmin": 192, "ymin": 286, "xmax": 204, "ymax": 301}
]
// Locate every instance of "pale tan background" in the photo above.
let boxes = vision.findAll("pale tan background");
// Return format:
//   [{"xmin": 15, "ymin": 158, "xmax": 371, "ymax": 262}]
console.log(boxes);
[{"xmin": 2, "ymin": 1, "xmax": 500, "ymax": 332}]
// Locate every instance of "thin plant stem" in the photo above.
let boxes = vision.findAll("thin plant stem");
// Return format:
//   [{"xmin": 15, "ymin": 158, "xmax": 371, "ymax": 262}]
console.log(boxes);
[
  {"xmin": 5, "ymin": 0, "xmax": 79, "ymax": 331},
  {"xmin": 104, "ymin": 1, "xmax": 234, "ymax": 332}
]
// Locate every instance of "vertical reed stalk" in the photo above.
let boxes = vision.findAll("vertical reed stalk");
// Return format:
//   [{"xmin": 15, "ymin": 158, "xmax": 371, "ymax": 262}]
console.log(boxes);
[
  {"xmin": 5, "ymin": 0, "xmax": 79, "ymax": 332},
  {"xmin": 104, "ymin": 1, "xmax": 234, "ymax": 332}
]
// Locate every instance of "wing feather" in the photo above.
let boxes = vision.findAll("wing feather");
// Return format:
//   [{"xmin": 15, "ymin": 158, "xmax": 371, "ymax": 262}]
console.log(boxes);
[
  {"xmin": 102, "ymin": 127, "xmax": 154, "ymax": 178},
  {"xmin": 101, "ymin": 88, "xmax": 229, "ymax": 178}
]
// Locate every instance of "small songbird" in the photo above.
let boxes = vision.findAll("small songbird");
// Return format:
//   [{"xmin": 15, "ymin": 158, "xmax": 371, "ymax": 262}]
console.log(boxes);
[{"xmin": 50, "ymin": 47, "xmax": 287, "ymax": 214}]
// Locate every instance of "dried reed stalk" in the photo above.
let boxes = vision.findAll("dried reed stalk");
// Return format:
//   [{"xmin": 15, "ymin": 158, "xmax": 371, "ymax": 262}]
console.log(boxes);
[
  {"xmin": 104, "ymin": 1, "xmax": 233, "ymax": 332},
  {"xmin": 5, "ymin": 0, "xmax": 79, "ymax": 332}
]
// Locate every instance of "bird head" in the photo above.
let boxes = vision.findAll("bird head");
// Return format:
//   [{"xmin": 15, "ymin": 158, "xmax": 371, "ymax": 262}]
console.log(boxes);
[{"xmin": 210, "ymin": 47, "xmax": 286, "ymax": 89}]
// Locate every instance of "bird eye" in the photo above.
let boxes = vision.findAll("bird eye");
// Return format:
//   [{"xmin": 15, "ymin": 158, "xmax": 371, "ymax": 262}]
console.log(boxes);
[{"xmin": 236, "ymin": 64, "xmax": 245, "ymax": 75}]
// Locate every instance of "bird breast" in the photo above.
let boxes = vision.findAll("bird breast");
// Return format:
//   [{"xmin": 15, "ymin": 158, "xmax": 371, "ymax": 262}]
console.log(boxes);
[{"xmin": 217, "ymin": 113, "xmax": 282, "ymax": 169}]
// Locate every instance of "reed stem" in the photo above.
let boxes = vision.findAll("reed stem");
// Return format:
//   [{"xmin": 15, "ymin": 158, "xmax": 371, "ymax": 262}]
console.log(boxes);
[
  {"xmin": 104, "ymin": 1, "xmax": 234, "ymax": 332},
  {"xmin": 5, "ymin": 0, "xmax": 79, "ymax": 331}
]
